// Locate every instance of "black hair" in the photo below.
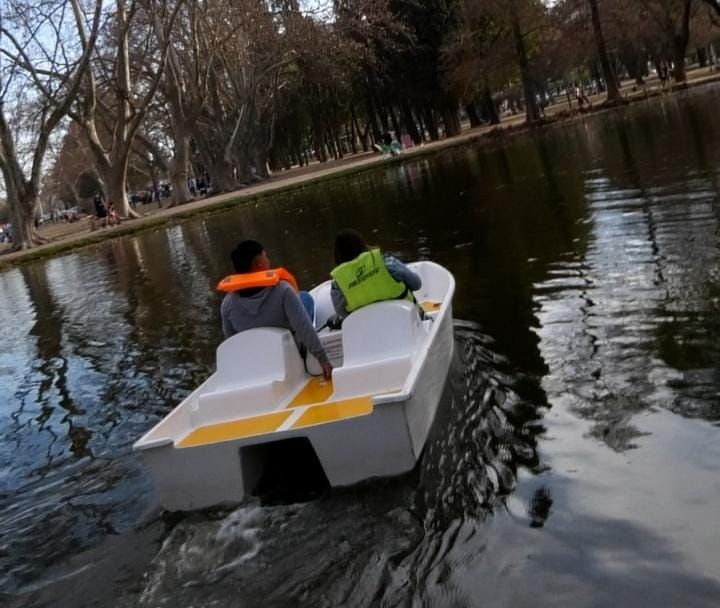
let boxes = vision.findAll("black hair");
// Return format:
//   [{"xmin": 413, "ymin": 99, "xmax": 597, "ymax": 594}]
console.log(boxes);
[
  {"xmin": 334, "ymin": 229, "xmax": 368, "ymax": 265},
  {"xmin": 231, "ymin": 239, "xmax": 264, "ymax": 273}
]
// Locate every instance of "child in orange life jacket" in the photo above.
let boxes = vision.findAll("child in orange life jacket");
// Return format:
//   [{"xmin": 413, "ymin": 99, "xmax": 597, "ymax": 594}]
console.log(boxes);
[{"xmin": 219, "ymin": 240, "xmax": 333, "ymax": 380}]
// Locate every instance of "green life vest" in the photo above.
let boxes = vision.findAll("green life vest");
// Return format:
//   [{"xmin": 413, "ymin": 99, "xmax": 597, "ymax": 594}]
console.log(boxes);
[{"xmin": 331, "ymin": 249, "xmax": 411, "ymax": 313}]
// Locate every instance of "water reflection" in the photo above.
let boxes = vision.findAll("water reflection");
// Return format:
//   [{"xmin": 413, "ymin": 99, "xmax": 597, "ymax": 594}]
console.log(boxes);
[
  {"xmin": 1, "ymin": 84, "xmax": 720, "ymax": 605},
  {"xmin": 533, "ymin": 99, "xmax": 720, "ymax": 454}
]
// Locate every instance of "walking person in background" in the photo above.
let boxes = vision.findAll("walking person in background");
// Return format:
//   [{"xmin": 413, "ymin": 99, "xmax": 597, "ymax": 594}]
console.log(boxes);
[
  {"xmin": 659, "ymin": 61, "xmax": 670, "ymax": 89},
  {"xmin": 107, "ymin": 202, "xmax": 120, "ymax": 226},
  {"xmin": 575, "ymin": 83, "xmax": 591, "ymax": 109}
]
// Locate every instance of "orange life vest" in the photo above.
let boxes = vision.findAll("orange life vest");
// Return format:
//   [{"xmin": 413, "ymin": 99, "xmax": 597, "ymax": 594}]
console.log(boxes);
[{"xmin": 217, "ymin": 267, "xmax": 299, "ymax": 293}]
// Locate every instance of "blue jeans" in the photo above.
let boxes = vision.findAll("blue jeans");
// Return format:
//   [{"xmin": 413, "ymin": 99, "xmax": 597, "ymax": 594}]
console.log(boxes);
[{"xmin": 299, "ymin": 291, "xmax": 315, "ymax": 324}]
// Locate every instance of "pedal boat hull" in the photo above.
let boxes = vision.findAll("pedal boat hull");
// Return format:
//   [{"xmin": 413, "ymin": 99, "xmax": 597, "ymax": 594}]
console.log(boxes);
[{"xmin": 133, "ymin": 262, "xmax": 455, "ymax": 511}]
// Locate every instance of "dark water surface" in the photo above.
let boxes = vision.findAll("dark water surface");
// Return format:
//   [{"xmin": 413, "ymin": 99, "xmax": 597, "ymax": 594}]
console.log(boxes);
[{"xmin": 2, "ymin": 86, "xmax": 720, "ymax": 607}]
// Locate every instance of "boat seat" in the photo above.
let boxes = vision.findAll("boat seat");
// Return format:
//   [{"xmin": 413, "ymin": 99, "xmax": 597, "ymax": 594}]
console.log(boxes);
[
  {"xmin": 215, "ymin": 328, "xmax": 304, "ymax": 387},
  {"xmin": 332, "ymin": 301, "xmax": 422, "ymax": 398},
  {"xmin": 342, "ymin": 300, "xmax": 422, "ymax": 365},
  {"xmin": 191, "ymin": 328, "xmax": 304, "ymax": 426}
]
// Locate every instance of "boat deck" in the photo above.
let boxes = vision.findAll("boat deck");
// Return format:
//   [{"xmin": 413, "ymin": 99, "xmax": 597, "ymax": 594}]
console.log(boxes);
[
  {"xmin": 178, "ymin": 393, "xmax": 374, "ymax": 448},
  {"xmin": 167, "ymin": 299, "xmax": 444, "ymax": 451}
]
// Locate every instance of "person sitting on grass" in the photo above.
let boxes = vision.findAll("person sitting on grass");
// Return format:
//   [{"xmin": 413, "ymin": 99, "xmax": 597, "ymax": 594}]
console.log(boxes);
[{"xmin": 107, "ymin": 202, "xmax": 120, "ymax": 227}]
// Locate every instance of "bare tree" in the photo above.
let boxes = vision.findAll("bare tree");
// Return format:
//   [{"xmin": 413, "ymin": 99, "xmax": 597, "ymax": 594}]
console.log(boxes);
[
  {"xmin": 640, "ymin": 0, "xmax": 696, "ymax": 83},
  {"xmin": 588, "ymin": 0, "xmax": 622, "ymax": 102},
  {"xmin": 45, "ymin": 122, "xmax": 100, "ymax": 209},
  {"xmin": 142, "ymin": 4, "xmax": 192, "ymax": 207},
  {"xmin": 0, "ymin": 0, "xmax": 102, "ymax": 250},
  {"xmin": 508, "ymin": 0, "xmax": 542, "ymax": 122},
  {"xmin": 69, "ymin": 0, "xmax": 184, "ymax": 218},
  {"xmin": 169, "ymin": 0, "xmax": 294, "ymax": 193}
]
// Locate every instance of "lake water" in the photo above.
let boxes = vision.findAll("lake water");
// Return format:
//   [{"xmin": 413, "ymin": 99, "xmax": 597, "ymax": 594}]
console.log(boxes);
[{"xmin": 2, "ymin": 85, "xmax": 720, "ymax": 607}]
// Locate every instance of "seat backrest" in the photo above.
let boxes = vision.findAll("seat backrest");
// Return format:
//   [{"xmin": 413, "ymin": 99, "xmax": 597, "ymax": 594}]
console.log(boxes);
[
  {"xmin": 215, "ymin": 327, "xmax": 304, "ymax": 389},
  {"xmin": 341, "ymin": 300, "xmax": 422, "ymax": 366},
  {"xmin": 310, "ymin": 281, "xmax": 335, "ymax": 330},
  {"xmin": 409, "ymin": 261, "xmax": 451, "ymax": 303}
]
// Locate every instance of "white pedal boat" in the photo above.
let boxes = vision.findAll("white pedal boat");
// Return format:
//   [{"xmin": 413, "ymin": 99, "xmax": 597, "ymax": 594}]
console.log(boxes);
[{"xmin": 133, "ymin": 261, "xmax": 455, "ymax": 511}]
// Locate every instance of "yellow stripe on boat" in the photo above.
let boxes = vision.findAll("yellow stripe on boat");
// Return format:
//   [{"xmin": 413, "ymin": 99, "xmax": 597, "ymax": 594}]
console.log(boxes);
[
  {"xmin": 287, "ymin": 377, "xmax": 334, "ymax": 408},
  {"xmin": 178, "ymin": 410, "xmax": 291, "ymax": 448},
  {"xmin": 293, "ymin": 397, "xmax": 373, "ymax": 429},
  {"xmin": 421, "ymin": 300, "xmax": 442, "ymax": 312}
]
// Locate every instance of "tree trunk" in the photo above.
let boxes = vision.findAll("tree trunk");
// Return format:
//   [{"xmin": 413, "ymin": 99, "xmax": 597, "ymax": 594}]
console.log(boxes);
[
  {"xmin": 588, "ymin": 0, "xmax": 622, "ymax": 102},
  {"xmin": 103, "ymin": 165, "xmax": 133, "ymax": 218},
  {"xmin": 156, "ymin": 18, "xmax": 191, "ymax": 207},
  {"xmin": 169, "ymin": 157, "xmax": 191, "ymax": 206},
  {"xmin": 400, "ymin": 99, "xmax": 421, "ymax": 144},
  {"xmin": 351, "ymin": 107, "xmax": 368, "ymax": 151},
  {"xmin": 0, "ymin": 157, "xmax": 44, "ymax": 249},
  {"xmin": 253, "ymin": 149, "xmax": 270, "ymax": 179},
  {"xmin": 440, "ymin": 97, "xmax": 461, "ymax": 137},
  {"xmin": 482, "ymin": 84, "xmax": 501, "ymax": 125},
  {"xmin": 194, "ymin": 138, "xmax": 237, "ymax": 193},
  {"xmin": 315, "ymin": 131, "xmax": 328, "ymax": 162},
  {"xmin": 423, "ymin": 105, "xmax": 439, "ymax": 141},
  {"xmin": 510, "ymin": 0, "xmax": 541, "ymax": 123},
  {"xmin": 67, "ymin": 180, "xmax": 82, "ymax": 207},
  {"xmin": 466, "ymin": 103, "xmax": 482, "ymax": 128},
  {"xmin": 346, "ymin": 121, "xmax": 357, "ymax": 155},
  {"xmin": 592, "ymin": 61, "xmax": 605, "ymax": 91},
  {"xmin": 672, "ymin": 0, "xmax": 693, "ymax": 83},
  {"xmin": 167, "ymin": 133, "xmax": 191, "ymax": 206},
  {"xmin": 364, "ymin": 96, "xmax": 382, "ymax": 143},
  {"xmin": 673, "ymin": 48, "xmax": 688, "ymax": 83},
  {"xmin": 630, "ymin": 52, "xmax": 646, "ymax": 85},
  {"xmin": 324, "ymin": 132, "xmax": 336, "ymax": 160},
  {"xmin": 207, "ymin": 159, "xmax": 237, "ymax": 192},
  {"xmin": 697, "ymin": 47, "xmax": 708, "ymax": 67},
  {"xmin": 388, "ymin": 105, "xmax": 402, "ymax": 141},
  {"xmin": 332, "ymin": 125, "xmax": 344, "ymax": 159},
  {"xmin": 8, "ymin": 193, "xmax": 44, "ymax": 250},
  {"xmin": 415, "ymin": 107, "xmax": 427, "ymax": 142},
  {"xmin": 375, "ymin": 99, "xmax": 390, "ymax": 133}
]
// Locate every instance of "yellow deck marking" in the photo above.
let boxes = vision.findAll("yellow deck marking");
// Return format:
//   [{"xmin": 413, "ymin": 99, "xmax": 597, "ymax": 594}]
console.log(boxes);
[
  {"xmin": 287, "ymin": 377, "xmax": 334, "ymax": 408},
  {"xmin": 421, "ymin": 300, "xmax": 442, "ymax": 312},
  {"xmin": 293, "ymin": 397, "xmax": 373, "ymax": 429},
  {"xmin": 178, "ymin": 410, "xmax": 291, "ymax": 448}
]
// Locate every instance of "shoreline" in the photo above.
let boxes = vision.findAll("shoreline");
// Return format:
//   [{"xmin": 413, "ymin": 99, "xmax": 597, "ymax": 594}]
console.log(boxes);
[{"xmin": 1, "ymin": 73, "xmax": 719, "ymax": 273}]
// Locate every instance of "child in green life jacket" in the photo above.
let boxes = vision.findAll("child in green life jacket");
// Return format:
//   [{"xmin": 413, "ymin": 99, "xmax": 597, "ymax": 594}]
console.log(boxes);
[{"xmin": 330, "ymin": 229, "xmax": 422, "ymax": 319}]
